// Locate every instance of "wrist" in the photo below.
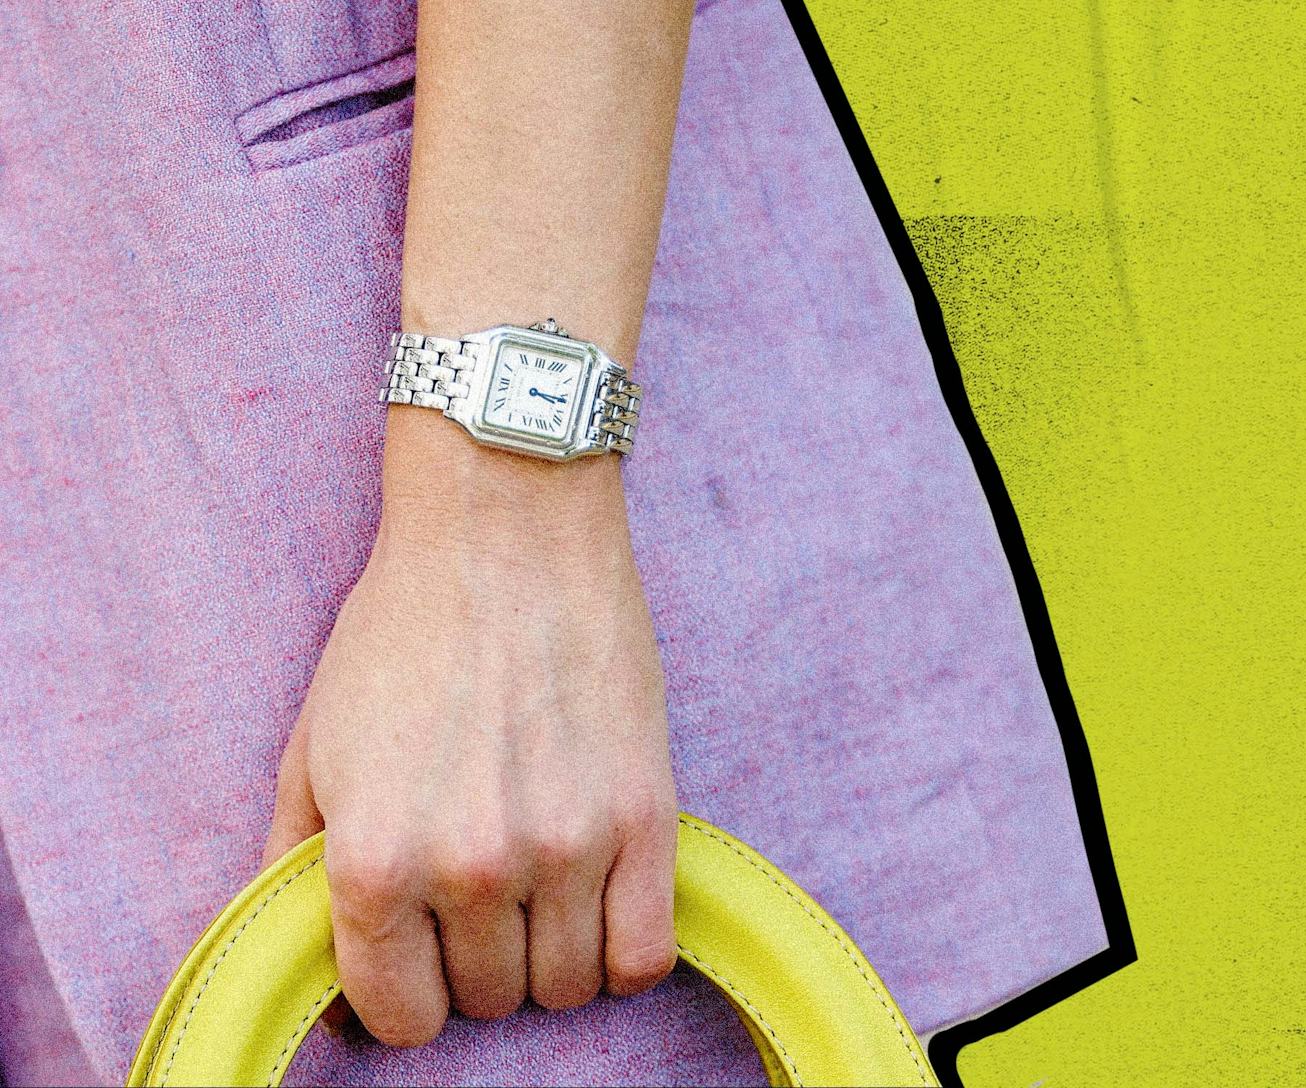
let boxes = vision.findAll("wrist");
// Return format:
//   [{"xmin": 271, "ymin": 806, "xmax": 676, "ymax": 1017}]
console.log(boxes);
[{"xmin": 375, "ymin": 405, "xmax": 633, "ymax": 566}]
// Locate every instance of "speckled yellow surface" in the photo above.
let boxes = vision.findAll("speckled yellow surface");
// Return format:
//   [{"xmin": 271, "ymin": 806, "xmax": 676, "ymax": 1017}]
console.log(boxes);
[{"xmin": 805, "ymin": 1, "xmax": 1305, "ymax": 1084}]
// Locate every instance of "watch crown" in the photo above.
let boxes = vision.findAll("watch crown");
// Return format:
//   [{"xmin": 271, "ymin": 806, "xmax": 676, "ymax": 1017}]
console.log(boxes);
[{"xmin": 528, "ymin": 317, "xmax": 570, "ymax": 338}]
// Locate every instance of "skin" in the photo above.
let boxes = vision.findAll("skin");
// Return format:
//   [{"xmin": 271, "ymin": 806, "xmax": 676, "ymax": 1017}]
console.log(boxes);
[{"xmin": 261, "ymin": 0, "xmax": 695, "ymax": 1047}]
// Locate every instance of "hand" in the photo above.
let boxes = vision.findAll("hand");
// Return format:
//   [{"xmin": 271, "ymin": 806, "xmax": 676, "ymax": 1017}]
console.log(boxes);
[{"xmin": 262, "ymin": 434, "xmax": 679, "ymax": 1046}]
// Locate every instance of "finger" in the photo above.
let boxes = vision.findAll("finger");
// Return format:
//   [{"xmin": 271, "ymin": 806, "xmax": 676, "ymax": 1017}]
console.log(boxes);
[
  {"xmin": 326, "ymin": 835, "xmax": 450, "ymax": 1047},
  {"xmin": 526, "ymin": 866, "xmax": 605, "ymax": 1011},
  {"xmin": 603, "ymin": 809, "xmax": 678, "ymax": 998},
  {"xmin": 317, "ymin": 993, "xmax": 356, "ymax": 1038},
  {"xmin": 430, "ymin": 848, "xmax": 529, "ymax": 1019},
  {"xmin": 262, "ymin": 727, "xmax": 354, "ymax": 1037},
  {"xmin": 262, "ymin": 724, "xmax": 324, "ymax": 870}
]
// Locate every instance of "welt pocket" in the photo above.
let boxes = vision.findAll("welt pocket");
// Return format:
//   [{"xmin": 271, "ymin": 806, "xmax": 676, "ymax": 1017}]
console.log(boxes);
[{"xmin": 236, "ymin": 50, "xmax": 416, "ymax": 173}]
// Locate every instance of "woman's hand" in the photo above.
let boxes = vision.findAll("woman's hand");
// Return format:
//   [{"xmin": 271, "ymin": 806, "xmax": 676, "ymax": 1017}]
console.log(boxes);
[
  {"xmin": 262, "ymin": 0, "xmax": 694, "ymax": 1044},
  {"xmin": 262, "ymin": 434, "xmax": 678, "ymax": 1045}
]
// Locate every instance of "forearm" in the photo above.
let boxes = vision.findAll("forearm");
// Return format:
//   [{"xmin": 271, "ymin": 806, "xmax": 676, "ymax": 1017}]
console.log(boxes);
[
  {"xmin": 269, "ymin": 6, "xmax": 690, "ymax": 1037},
  {"xmin": 380, "ymin": 0, "xmax": 693, "ymax": 540}
]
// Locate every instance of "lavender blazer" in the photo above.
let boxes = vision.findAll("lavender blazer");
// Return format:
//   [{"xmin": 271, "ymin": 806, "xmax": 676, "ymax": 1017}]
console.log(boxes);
[{"xmin": 0, "ymin": 0, "xmax": 1105, "ymax": 1083}]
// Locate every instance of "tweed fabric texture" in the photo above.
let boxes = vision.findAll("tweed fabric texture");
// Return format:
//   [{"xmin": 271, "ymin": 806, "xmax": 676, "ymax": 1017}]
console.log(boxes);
[{"xmin": 0, "ymin": 0, "xmax": 1106, "ymax": 1083}]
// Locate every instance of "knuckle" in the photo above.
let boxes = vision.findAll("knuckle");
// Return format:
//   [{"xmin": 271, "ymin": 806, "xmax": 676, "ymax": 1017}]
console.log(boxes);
[
  {"xmin": 617, "ymin": 788, "xmax": 677, "ymax": 838},
  {"xmin": 530, "ymin": 815, "xmax": 601, "ymax": 869},
  {"xmin": 327, "ymin": 838, "xmax": 417, "ymax": 929},
  {"xmin": 432, "ymin": 838, "xmax": 519, "ymax": 903}
]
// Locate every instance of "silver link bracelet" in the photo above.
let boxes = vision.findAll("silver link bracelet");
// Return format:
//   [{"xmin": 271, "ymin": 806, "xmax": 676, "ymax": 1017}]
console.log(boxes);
[
  {"xmin": 378, "ymin": 332, "xmax": 478, "ymax": 410},
  {"xmin": 375, "ymin": 322, "xmax": 643, "ymax": 460}
]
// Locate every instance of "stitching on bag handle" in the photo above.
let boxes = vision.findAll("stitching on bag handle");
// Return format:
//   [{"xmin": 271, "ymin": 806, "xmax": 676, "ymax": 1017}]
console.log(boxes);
[
  {"xmin": 142, "ymin": 986, "xmax": 184, "ymax": 1083},
  {"xmin": 675, "ymin": 944, "xmax": 804, "ymax": 1087},
  {"xmin": 156, "ymin": 856, "xmax": 324, "ymax": 1085},
  {"xmin": 266, "ymin": 981, "xmax": 339, "ymax": 1086},
  {"xmin": 678, "ymin": 818, "xmax": 930, "ymax": 1087}
]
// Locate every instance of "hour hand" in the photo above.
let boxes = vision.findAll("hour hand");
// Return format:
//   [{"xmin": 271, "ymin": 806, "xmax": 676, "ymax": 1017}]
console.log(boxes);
[{"xmin": 528, "ymin": 387, "xmax": 566, "ymax": 405}]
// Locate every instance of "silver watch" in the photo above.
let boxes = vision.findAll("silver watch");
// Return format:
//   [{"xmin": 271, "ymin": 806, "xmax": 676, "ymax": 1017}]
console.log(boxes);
[{"xmin": 377, "ymin": 318, "xmax": 642, "ymax": 461}]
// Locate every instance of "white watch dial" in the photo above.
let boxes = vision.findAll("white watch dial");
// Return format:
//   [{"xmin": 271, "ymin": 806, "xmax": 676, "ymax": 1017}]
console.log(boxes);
[{"xmin": 484, "ymin": 343, "xmax": 583, "ymax": 441}]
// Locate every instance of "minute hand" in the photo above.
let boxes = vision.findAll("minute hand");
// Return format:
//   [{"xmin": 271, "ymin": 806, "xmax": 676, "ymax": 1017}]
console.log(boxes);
[{"xmin": 528, "ymin": 387, "xmax": 566, "ymax": 405}]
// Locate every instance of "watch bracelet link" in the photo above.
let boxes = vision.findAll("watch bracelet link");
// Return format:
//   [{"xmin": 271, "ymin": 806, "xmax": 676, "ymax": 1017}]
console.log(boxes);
[
  {"xmin": 377, "ymin": 331, "xmax": 477, "ymax": 411},
  {"xmin": 376, "ymin": 330, "xmax": 643, "ymax": 455},
  {"xmin": 591, "ymin": 372, "xmax": 642, "ymax": 455}
]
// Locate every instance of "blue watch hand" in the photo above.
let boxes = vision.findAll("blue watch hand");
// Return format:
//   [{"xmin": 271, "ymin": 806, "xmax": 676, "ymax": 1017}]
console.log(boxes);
[{"xmin": 528, "ymin": 387, "xmax": 566, "ymax": 405}]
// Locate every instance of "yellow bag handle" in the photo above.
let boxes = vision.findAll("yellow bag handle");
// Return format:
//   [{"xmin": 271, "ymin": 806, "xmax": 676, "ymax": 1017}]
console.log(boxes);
[{"xmin": 128, "ymin": 812, "xmax": 938, "ymax": 1087}]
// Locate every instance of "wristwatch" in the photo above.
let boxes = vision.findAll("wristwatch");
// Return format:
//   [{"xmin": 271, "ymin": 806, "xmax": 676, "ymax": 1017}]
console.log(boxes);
[{"xmin": 377, "ymin": 318, "xmax": 642, "ymax": 461}]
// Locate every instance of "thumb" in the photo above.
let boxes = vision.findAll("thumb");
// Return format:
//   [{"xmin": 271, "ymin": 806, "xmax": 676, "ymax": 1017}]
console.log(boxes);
[
  {"xmin": 261, "ymin": 721, "xmax": 356, "ymax": 1037},
  {"xmin": 262, "ymin": 721, "xmax": 325, "ymax": 870}
]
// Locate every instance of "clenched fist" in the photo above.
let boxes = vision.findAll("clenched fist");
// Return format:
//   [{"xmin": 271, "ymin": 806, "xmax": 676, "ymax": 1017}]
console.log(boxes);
[{"xmin": 262, "ymin": 436, "xmax": 678, "ymax": 1045}]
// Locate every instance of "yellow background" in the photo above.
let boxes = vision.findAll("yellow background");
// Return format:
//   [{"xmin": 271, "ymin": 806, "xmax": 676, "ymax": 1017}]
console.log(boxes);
[{"xmin": 805, "ymin": 1, "xmax": 1304, "ymax": 1084}]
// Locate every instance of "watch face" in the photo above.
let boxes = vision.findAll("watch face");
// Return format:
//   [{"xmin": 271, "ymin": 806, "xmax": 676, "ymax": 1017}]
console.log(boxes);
[{"xmin": 483, "ymin": 341, "xmax": 584, "ymax": 441}]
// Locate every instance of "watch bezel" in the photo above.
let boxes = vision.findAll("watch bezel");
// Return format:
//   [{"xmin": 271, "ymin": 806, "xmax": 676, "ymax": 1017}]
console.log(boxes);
[{"xmin": 454, "ymin": 325, "xmax": 606, "ymax": 461}]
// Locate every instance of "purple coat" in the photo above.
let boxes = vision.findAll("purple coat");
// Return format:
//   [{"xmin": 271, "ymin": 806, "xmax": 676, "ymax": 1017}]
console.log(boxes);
[{"xmin": 0, "ymin": 0, "xmax": 1106, "ymax": 1083}]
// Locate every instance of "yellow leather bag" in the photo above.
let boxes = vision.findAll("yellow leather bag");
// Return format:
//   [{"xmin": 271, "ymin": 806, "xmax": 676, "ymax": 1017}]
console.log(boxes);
[{"xmin": 128, "ymin": 812, "xmax": 938, "ymax": 1087}]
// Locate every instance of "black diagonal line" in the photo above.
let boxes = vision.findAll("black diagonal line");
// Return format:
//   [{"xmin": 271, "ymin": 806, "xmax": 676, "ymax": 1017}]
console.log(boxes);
[{"xmin": 777, "ymin": 3, "xmax": 1137, "ymax": 1085}]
